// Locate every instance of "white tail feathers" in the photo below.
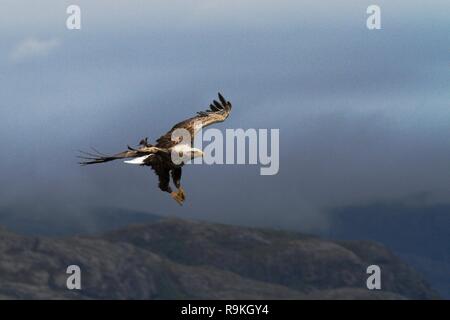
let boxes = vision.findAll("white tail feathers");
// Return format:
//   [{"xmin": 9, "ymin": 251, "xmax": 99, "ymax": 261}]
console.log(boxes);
[{"xmin": 124, "ymin": 155, "xmax": 152, "ymax": 165}]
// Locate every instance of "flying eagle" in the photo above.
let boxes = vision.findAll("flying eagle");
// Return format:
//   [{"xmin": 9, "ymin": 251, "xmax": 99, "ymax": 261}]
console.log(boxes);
[{"xmin": 79, "ymin": 93, "xmax": 232, "ymax": 205}]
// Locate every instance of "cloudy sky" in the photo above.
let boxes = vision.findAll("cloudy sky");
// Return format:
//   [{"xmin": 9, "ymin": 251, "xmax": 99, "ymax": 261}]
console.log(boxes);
[{"xmin": 0, "ymin": 0, "xmax": 449, "ymax": 231}]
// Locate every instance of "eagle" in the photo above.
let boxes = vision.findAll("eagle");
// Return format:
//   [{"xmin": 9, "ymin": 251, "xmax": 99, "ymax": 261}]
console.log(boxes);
[{"xmin": 79, "ymin": 93, "xmax": 232, "ymax": 205}]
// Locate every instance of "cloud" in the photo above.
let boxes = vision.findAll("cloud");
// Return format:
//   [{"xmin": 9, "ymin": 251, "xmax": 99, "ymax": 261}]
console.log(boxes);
[
  {"xmin": 9, "ymin": 37, "xmax": 60, "ymax": 62},
  {"xmin": 0, "ymin": 1, "xmax": 448, "ymax": 233}
]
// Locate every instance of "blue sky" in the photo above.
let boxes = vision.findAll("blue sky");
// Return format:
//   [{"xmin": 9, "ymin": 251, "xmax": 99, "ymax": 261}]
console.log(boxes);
[{"xmin": 0, "ymin": 1, "xmax": 449, "ymax": 231}]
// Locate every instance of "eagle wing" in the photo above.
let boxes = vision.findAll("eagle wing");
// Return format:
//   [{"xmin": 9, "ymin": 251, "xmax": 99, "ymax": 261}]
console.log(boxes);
[{"xmin": 155, "ymin": 92, "xmax": 232, "ymax": 148}]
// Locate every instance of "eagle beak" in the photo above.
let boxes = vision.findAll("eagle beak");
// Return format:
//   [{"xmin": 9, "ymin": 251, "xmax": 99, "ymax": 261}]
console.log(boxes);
[{"xmin": 192, "ymin": 149, "xmax": 203, "ymax": 158}]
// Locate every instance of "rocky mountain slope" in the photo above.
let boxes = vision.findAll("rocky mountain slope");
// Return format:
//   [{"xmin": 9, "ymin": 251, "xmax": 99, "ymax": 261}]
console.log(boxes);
[
  {"xmin": 325, "ymin": 203, "xmax": 450, "ymax": 298},
  {"xmin": 0, "ymin": 218, "xmax": 438, "ymax": 299}
]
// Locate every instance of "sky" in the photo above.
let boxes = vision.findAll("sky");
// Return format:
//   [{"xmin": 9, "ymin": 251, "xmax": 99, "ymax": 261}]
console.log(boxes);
[{"xmin": 0, "ymin": 0, "xmax": 449, "ymax": 232}]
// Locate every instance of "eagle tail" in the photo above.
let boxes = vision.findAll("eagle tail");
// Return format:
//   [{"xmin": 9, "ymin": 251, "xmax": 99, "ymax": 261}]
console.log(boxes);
[{"xmin": 77, "ymin": 148, "xmax": 138, "ymax": 166}]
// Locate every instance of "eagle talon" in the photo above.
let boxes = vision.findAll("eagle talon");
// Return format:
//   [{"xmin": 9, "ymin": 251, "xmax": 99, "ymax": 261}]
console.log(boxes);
[
  {"xmin": 178, "ymin": 187, "xmax": 186, "ymax": 201},
  {"xmin": 171, "ymin": 191, "xmax": 184, "ymax": 205}
]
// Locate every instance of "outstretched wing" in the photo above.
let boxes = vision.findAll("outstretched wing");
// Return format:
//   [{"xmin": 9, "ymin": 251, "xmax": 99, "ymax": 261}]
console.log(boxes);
[{"xmin": 156, "ymin": 92, "xmax": 232, "ymax": 148}]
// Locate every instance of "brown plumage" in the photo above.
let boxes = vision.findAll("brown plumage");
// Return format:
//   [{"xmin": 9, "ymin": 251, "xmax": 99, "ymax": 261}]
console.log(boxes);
[
  {"xmin": 78, "ymin": 93, "xmax": 232, "ymax": 205},
  {"xmin": 155, "ymin": 92, "xmax": 232, "ymax": 149}
]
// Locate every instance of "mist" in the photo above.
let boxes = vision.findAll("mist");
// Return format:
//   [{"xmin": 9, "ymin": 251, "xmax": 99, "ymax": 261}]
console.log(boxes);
[{"xmin": 0, "ymin": 0, "xmax": 449, "ymax": 232}]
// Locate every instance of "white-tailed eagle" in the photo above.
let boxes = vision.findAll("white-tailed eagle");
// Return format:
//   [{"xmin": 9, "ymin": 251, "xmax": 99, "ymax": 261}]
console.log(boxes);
[{"xmin": 79, "ymin": 93, "xmax": 232, "ymax": 205}]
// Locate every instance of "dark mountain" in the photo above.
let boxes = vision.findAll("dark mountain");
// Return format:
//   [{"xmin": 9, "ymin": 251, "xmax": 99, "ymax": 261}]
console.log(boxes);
[
  {"xmin": 324, "ymin": 203, "xmax": 450, "ymax": 299},
  {"xmin": 0, "ymin": 217, "xmax": 437, "ymax": 299}
]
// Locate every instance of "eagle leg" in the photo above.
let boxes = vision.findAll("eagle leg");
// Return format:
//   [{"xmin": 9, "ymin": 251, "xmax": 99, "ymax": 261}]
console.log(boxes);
[
  {"xmin": 178, "ymin": 186, "xmax": 186, "ymax": 201},
  {"xmin": 170, "ymin": 167, "xmax": 185, "ymax": 202},
  {"xmin": 171, "ymin": 191, "xmax": 184, "ymax": 206}
]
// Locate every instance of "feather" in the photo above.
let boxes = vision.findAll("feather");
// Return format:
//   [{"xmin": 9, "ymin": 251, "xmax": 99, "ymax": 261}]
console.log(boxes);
[
  {"xmin": 155, "ymin": 93, "xmax": 232, "ymax": 149},
  {"xmin": 124, "ymin": 155, "xmax": 152, "ymax": 165},
  {"xmin": 218, "ymin": 92, "xmax": 227, "ymax": 105}
]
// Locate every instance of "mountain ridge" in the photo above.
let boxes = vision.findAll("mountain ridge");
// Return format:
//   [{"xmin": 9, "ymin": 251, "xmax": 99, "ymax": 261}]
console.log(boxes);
[{"xmin": 0, "ymin": 216, "xmax": 438, "ymax": 299}]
